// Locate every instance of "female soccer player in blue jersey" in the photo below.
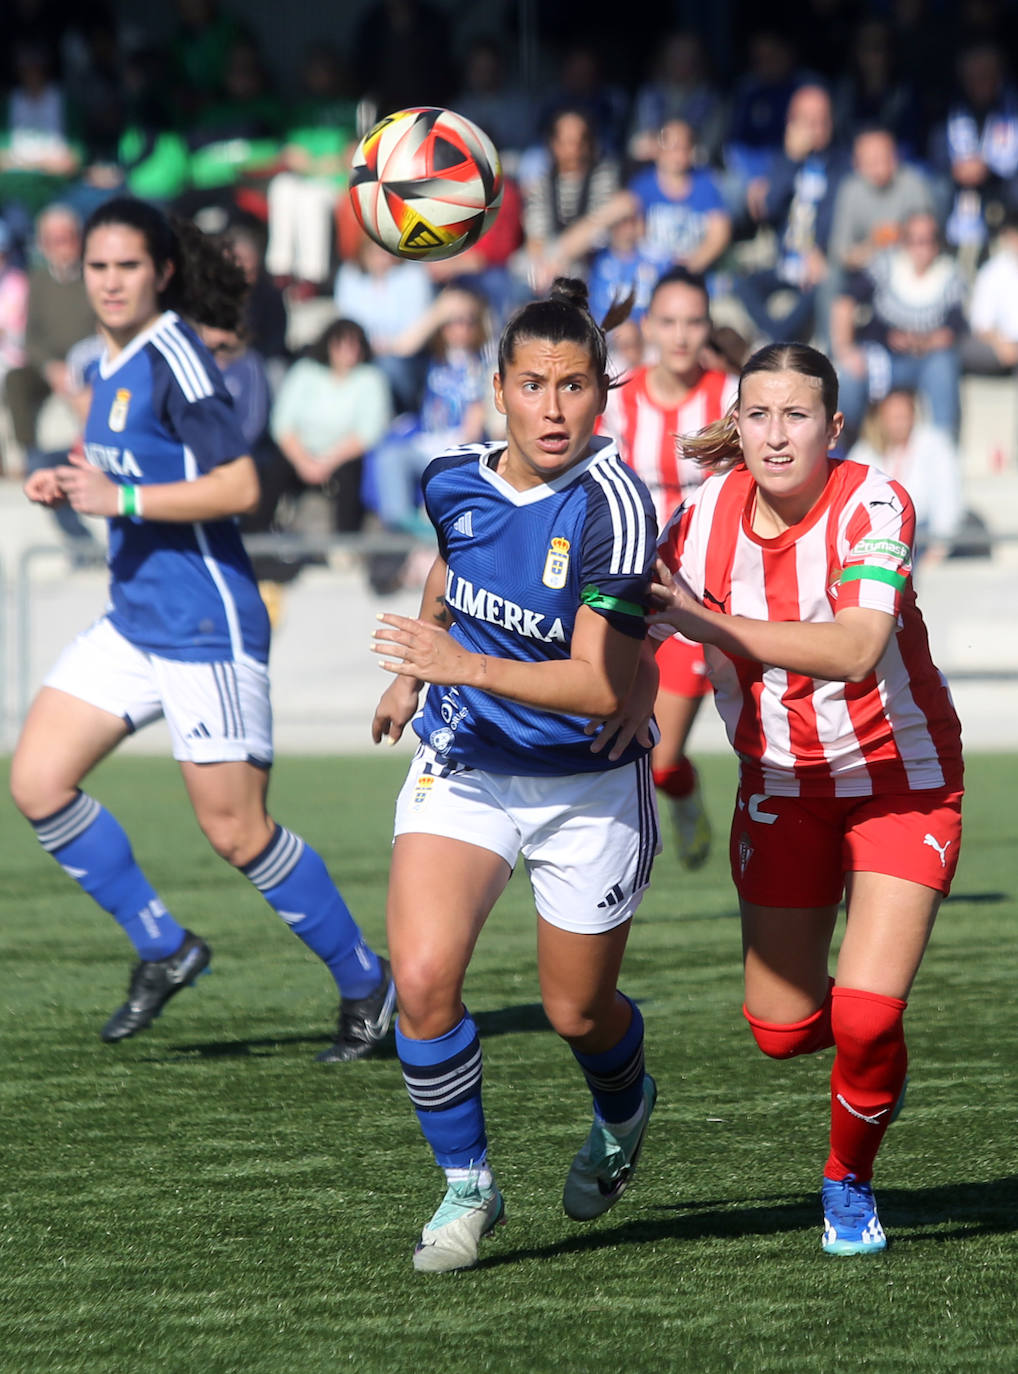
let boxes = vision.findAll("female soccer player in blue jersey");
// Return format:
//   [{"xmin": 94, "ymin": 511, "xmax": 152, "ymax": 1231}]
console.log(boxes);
[
  {"xmin": 369, "ymin": 279, "xmax": 661, "ymax": 1273},
  {"xmin": 9, "ymin": 197, "xmax": 395, "ymax": 1062}
]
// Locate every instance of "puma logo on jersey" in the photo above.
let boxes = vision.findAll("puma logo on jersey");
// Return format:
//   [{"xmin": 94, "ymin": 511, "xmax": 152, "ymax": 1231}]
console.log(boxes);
[
  {"xmin": 703, "ymin": 586, "xmax": 729, "ymax": 612},
  {"xmin": 868, "ymin": 496, "xmax": 901, "ymax": 512},
  {"xmin": 84, "ymin": 442, "xmax": 143, "ymax": 478},
  {"xmin": 923, "ymin": 833, "xmax": 951, "ymax": 867}
]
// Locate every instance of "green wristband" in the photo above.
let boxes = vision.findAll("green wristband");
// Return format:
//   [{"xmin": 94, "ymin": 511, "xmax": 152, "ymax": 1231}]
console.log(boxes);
[{"xmin": 119, "ymin": 485, "xmax": 139, "ymax": 518}]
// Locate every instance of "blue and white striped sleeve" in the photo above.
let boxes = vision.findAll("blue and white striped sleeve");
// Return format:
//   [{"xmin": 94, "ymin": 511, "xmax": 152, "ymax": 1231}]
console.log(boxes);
[{"xmin": 578, "ymin": 456, "xmax": 658, "ymax": 639}]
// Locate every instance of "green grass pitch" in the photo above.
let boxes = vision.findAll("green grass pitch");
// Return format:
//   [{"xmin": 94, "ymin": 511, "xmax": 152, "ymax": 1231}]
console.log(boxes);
[{"xmin": 1, "ymin": 753, "xmax": 1016, "ymax": 1373}]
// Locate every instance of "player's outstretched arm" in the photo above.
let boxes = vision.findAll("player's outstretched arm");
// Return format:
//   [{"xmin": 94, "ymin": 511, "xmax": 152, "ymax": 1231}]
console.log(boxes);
[
  {"xmin": 54, "ymin": 452, "xmax": 260, "ymax": 522},
  {"xmin": 371, "ymin": 553, "xmax": 452, "ymax": 745}
]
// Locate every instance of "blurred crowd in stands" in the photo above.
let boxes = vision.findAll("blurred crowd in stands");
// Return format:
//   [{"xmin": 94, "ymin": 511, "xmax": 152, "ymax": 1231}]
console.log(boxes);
[{"xmin": 2, "ymin": 0, "xmax": 1016, "ymax": 586}]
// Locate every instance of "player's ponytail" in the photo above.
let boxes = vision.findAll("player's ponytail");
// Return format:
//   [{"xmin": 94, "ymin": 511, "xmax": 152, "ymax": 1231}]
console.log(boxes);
[
  {"xmin": 498, "ymin": 275, "xmax": 622, "ymax": 379},
  {"xmin": 681, "ymin": 341, "xmax": 841, "ymax": 473},
  {"xmin": 83, "ymin": 197, "xmax": 248, "ymax": 332}
]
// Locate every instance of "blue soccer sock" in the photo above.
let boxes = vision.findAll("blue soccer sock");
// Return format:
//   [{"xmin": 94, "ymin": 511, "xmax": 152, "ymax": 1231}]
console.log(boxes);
[
  {"xmin": 31, "ymin": 792, "xmax": 187, "ymax": 960},
  {"xmin": 571, "ymin": 996, "xmax": 646, "ymax": 1126},
  {"xmin": 240, "ymin": 825, "xmax": 381, "ymax": 998},
  {"xmin": 396, "ymin": 1012, "xmax": 487, "ymax": 1169}
]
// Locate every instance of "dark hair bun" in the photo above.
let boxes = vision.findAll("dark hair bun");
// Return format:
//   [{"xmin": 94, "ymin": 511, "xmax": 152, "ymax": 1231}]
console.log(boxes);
[{"xmin": 549, "ymin": 277, "xmax": 590, "ymax": 313}]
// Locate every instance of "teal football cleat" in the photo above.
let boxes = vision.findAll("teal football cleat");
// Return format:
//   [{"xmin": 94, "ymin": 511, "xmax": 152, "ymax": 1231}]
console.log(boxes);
[
  {"xmin": 413, "ymin": 1172, "xmax": 505, "ymax": 1273},
  {"xmin": 821, "ymin": 1174, "xmax": 887, "ymax": 1255},
  {"xmin": 563, "ymin": 1073, "xmax": 657, "ymax": 1221}
]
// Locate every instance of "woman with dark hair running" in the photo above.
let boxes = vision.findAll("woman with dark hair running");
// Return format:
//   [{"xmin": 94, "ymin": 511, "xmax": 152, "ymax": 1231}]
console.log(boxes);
[
  {"xmin": 370, "ymin": 279, "xmax": 660, "ymax": 1273},
  {"xmin": 9, "ymin": 198, "xmax": 395, "ymax": 1062},
  {"xmin": 645, "ymin": 342, "xmax": 963, "ymax": 1254}
]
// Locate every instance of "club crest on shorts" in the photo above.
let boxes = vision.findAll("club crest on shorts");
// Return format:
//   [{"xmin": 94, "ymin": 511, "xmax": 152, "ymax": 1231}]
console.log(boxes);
[
  {"xmin": 412, "ymin": 774, "xmax": 435, "ymax": 808},
  {"xmin": 108, "ymin": 388, "xmax": 131, "ymax": 432},
  {"xmin": 542, "ymin": 536, "xmax": 571, "ymax": 589},
  {"xmin": 737, "ymin": 831, "xmax": 753, "ymax": 876}
]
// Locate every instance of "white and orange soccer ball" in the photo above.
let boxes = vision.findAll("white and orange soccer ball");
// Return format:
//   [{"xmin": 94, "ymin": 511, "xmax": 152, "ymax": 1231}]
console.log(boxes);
[{"xmin": 349, "ymin": 106, "xmax": 503, "ymax": 262}]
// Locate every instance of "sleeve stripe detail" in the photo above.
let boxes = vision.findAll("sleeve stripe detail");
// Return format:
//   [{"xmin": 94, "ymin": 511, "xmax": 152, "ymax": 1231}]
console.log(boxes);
[
  {"xmin": 591, "ymin": 457, "xmax": 647, "ymax": 575},
  {"xmin": 840, "ymin": 565, "xmax": 907, "ymax": 589},
  {"xmin": 153, "ymin": 322, "xmax": 214, "ymax": 402}
]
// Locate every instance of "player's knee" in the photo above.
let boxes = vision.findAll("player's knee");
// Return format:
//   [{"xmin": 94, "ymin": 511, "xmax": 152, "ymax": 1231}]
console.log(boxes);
[
  {"xmin": 390, "ymin": 960, "xmax": 463, "ymax": 1039},
  {"xmin": 831, "ymin": 986, "xmax": 907, "ymax": 1072},
  {"xmin": 744, "ymin": 993, "xmax": 835, "ymax": 1059},
  {"xmin": 542, "ymin": 995, "xmax": 598, "ymax": 1044},
  {"xmin": 202, "ymin": 812, "xmax": 262, "ymax": 867},
  {"xmin": 9, "ymin": 754, "xmax": 71, "ymax": 821}
]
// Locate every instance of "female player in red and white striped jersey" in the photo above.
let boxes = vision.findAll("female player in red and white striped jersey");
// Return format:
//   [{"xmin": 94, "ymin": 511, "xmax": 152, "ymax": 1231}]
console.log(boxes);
[
  {"xmin": 600, "ymin": 268, "xmax": 736, "ymax": 869},
  {"xmin": 647, "ymin": 342, "xmax": 963, "ymax": 1255}
]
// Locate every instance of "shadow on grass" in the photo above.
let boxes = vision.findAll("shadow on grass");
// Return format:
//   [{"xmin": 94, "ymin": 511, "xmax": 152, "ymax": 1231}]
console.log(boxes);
[
  {"xmin": 480, "ymin": 1175, "xmax": 1018, "ymax": 1267},
  {"xmin": 945, "ymin": 891, "xmax": 1010, "ymax": 905},
  {"xmin": 158, "ymin": 1001, "xmax": 553, "ymax": 1059}
]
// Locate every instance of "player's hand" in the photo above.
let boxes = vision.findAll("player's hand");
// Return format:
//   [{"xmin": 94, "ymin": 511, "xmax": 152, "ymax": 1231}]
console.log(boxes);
[
  {"xmin": 646, "ymin": 558, "xmax": 709, "ymax": 639},
  {"xmin": 371, "ymin": 676, "xmax": 421, "ymax": 745},
  {"xmin": 587, "ymin": 645, "xmax": 659, "ymax": 760},
  {"xmin": 24, "ymin": 467, "xmax": 67, "ymax": 506},
  {"xmin": 55, "ymin": 451, "xmax": 118, "ymax": 516},
  {"xmin": 372, "ymin": 612, "xmax": 474, "ymax": 686}
]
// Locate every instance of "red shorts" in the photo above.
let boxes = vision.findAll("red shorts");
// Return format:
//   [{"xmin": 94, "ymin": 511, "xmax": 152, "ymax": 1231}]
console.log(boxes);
[
  {"xmin": 729, "ymin": 782, "xmax": 963, "ymax": 907},
  {"xmin": 657, "ymin": 635, "xmax": 711, "ymax": 699}
]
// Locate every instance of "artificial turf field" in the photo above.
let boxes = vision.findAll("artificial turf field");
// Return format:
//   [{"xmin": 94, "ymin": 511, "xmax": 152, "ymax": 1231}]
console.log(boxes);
[{"xmin": 2, "ymin": 751, "xmax": 1016, "ymax": 1374}]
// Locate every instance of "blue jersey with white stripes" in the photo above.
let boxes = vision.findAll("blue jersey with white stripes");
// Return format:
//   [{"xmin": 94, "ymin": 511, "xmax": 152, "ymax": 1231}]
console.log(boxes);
[
  {"xmin": 416, "ymin": 436, "xmax": 657, "ymax": 775},
  {"xmin": 83, "ymin": 311, "xmax": 269, "ymax": 665}
]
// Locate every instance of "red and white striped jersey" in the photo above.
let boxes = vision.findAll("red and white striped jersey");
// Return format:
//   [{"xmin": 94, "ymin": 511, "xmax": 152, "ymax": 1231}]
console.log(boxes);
[
  {"xmin": 658, "ymin": 459, "xmax": 964, "ymax": 797},
  {"xmin": 600, "ymin": 366, "xmax": 736, "ymax": 529}
]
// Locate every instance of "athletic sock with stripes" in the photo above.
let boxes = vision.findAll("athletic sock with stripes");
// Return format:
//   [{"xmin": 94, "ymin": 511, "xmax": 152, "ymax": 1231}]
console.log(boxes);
[
  {"xmin": 570, "ymin": 995, "xmax": 646, "ymax": 1127},
  {"xmin": 31, "ymin": 791, "xmax": 187, "ymax": 960},
  {"xmin": 240, "ymin": 824, "xmax": 381, "ymax": 998},
  {"xmin": 396, "ymin": 1013, "xmax": 486, "ymax": 1169}
]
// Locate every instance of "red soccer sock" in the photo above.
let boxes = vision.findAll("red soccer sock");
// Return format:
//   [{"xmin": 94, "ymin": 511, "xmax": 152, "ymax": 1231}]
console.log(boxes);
[
  {"xmin": 653, "ymin": 757, "xmax": 696, "ymax": 799},
  {"xmin": 743, "ymin": 978, "xmax": 835, "ymax": 1059},
  {"xmin": 825, "ymin": 986, "xmax": 908, "ymax": 1183}
]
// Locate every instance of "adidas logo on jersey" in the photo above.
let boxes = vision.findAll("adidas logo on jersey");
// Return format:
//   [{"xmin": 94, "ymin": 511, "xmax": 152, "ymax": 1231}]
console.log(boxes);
[
  {"xmin": 597, "ymin": 883, "xmax": 625, "ymax": 909},
  {"xmin": 453, "ymin": 511, "xmax": 474, "ymax": 537}
]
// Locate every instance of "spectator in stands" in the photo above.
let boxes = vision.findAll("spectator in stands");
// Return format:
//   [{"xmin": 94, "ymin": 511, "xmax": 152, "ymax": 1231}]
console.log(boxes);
[
  {"xmin": 175, "ymin": 35, "xmax": 285, "ymax": 222},
  {"xmin": 723, "ymin": 29, "xmax": 802, "ymax": 215},
  {"xmin": 827, "ymin": 126, "xmax": 933, "ymax": 274},
  {"xmin": 931, "ymin": 41, "xmax": 1018, "ymax": 254},
  {"xmin": 831, "ymin": 210, "xmax": 967, "ymax": 445},
  {"xmin": 334, "ymin": 235, "xmax": 434, "ymax": 410},
  {"xmin": 270, "ymin": 317, "xmax": 392, "ymax": 535},
  {"xmin": 587, "ymin": 207, "xmax": 668, "ymax": 325},
  {"xmin": 226, "ymin": 221, "xmax": 289, "ymax": 382},
  {"xmin": 832, "ymin": 18, "xmax": 924, "ymax": 158},
  {"xmin": 520, "ymin": 108, "xmax": 620, "ymax": 287},
  {"xmin": 351, "ymin": 0, "xmax": 455, "ymax": 117},
  {"xmin": 962, "ymin": 206, "xmax": 1018, "ymax": 374},
  {"xmin": 168, "ymin": 0, "xmax": 243, "ymax": 121},
  {"xmin": 552, "ymin": 119, "xmax": 731, "ymax": 287},
  {"xmin": 0, "ymin": 220, "xmax": 29, "ymax": 386},
  {"xmin": 629, "ymin": 31, "xmax": 726, "ymax": 169},
  {"xmin": 535, "ymin": 44, "xmax": 630, "ymax": 163},
  {"xmin": 370, "ymin": 285, "xmax": 489, "ymax": 540},
  {"xmin": 734, "ymin": 84, "xmax": 849, "ymax": 345},
  {"xmin": 454, "ymin": 37, "xmax": 536, "ymax": 173},
  {"xmin": 264, "ymin": 42, "xmax": 357, "ymax": 296},
  {"xmin": 848, "ymin": 387, "xmax": 964, "ymax": 568},
  {"xmin": 0, "ymin": 41, "xmax": 81, "ymax": 237},
  {"xmin": 4, "ymin": 204, "xmax": 94, "ymax": 482}
]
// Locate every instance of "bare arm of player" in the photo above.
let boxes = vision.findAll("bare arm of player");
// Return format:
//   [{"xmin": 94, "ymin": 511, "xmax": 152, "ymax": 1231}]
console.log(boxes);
[
  {"xmin": 373, "ymin": 600, "xmax": 641, "ymax": 719},
  {"xmin": 371, "ymin": 554, "xmax": 453, "ymax": 745},
  {"xmin": 53, "ymin": 451, "xmax": 260, "ymax": 521},
  {"xmin": 648, "ymin": 558, "xmax": 895, "ymax": 683}
]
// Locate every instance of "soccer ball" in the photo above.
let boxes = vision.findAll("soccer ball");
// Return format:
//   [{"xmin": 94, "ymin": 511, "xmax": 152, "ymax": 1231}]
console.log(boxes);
[{"xmin": 349, "ymin": 107, "xmax": 503, "ymax": 262}]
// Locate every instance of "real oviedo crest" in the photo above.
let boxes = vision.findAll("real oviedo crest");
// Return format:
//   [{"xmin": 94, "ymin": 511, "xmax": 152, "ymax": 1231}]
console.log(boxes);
[
  {"xmin": 108, "ymin": 389, "xmax": 131, "ymax": 433},
  {"xmin": 542, "ymin": 536, "xmax": 570, "ymax": 590}
]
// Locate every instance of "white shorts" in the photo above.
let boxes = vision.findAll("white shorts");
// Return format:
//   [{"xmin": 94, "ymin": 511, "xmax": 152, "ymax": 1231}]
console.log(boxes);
[
  {"xmin": 393, "ymin": 746, "xmax": 661, "ymax": 934},
  {"xmin": 44, "ymin": 617, "xmax": 274, "ymax": 766}
]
